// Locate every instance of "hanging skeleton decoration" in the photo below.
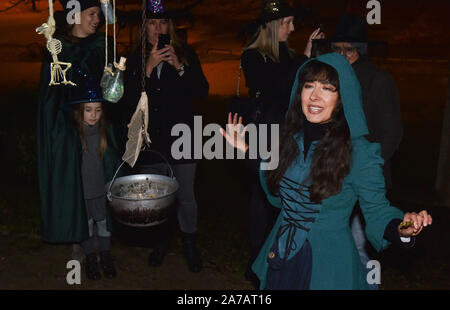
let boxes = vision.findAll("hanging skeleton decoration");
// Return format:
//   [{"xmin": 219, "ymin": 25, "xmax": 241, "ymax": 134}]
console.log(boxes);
[{"xmin": 36, "ymin": 0, "xmax": 76, "ymax": 86}]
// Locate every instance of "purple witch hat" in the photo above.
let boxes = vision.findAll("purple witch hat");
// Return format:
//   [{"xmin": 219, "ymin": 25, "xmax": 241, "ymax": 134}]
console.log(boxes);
[{"xmin": 146, "ymin": 0, "xmax": 171, "ymax": 19}]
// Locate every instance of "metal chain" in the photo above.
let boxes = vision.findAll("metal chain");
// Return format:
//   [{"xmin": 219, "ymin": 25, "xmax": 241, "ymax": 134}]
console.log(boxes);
[
  {"xmin": 140, "ymin": 0, "xmax": 147, "ymax": 92},
  {"xmin": 236, "ymin": 59, "xmax": 242, "ymax": 97}
]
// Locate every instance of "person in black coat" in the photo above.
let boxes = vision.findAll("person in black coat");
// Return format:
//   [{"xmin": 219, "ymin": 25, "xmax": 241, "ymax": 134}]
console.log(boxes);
[
  {"xmin": 239, "ymin": 0, "xmax": 323, "ymax": 287},
  {"xmin": 330, "ymin": 13, "xmax": 403, "ymax": 289},
  {"xmin": 120, "ymin": 0, "xmax": 209, "ymax": 273}
]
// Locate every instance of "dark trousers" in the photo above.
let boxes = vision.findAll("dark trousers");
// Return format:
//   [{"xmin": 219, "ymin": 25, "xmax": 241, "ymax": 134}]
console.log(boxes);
[{"xmin": 139, "ymin": 162, "xmax": 198, "ymax": 249}]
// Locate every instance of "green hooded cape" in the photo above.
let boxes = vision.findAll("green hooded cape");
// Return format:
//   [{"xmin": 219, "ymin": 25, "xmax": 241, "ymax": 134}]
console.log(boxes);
[
  {"xmin": 254, "ymin": 53, "xmax": 404, "ymax": 289},
  {"xmin": 37, "ymin": 33, "xmax": 120, "ymax": 243}
]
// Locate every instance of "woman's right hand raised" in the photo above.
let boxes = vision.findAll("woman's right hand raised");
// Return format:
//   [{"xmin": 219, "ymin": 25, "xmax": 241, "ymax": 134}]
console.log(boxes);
[
  {"xmin": 145, "ymin": 37, "xmax": 171, "ymax": 77},
  {"xmin": 220, "ymin": 113, "xmax": 249, "ymax": 155},
  {"xmin": 304, "ymin": 27, "xmax": 325, "ymax": 58}
]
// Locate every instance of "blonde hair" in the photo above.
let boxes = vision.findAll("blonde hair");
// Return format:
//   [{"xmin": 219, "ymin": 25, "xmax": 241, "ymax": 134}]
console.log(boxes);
[
  {"xmin": 245, "ymin": 18, "xmax": 295, "ymax": 63},
  {"xmin": 73, "ymin": 102, "xmax": 108, "ymax": 159}
]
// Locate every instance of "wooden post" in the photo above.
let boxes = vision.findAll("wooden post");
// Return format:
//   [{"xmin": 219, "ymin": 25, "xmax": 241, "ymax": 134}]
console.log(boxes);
[{"xmin": 436, "ymin": 64, "xmax": 450, "ymax": 207}]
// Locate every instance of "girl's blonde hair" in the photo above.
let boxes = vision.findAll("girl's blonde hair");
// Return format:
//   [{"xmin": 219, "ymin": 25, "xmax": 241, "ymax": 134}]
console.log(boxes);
[
  {"xmin": 73, "ymin": 102, "xmax": 108, "ymax": 159},
  {"xmin": 245, "ymin": 18, "xmax": 295, "ymax": 63}
]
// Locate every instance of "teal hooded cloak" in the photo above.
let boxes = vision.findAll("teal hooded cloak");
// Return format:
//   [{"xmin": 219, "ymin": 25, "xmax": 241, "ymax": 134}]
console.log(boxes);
[{"xmin": 253, "ymin": 53, "xmax": 404, "ymax": 289}]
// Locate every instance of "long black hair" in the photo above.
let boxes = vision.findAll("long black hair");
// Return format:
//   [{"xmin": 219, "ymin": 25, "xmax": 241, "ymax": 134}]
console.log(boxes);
[{"xmin": 266, "ymin": 60, "xmax": 352, "ymax": 203}]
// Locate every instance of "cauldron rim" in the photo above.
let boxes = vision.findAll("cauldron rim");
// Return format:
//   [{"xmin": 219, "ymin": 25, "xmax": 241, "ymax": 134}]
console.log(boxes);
[{"xmin": 106, "ymin": 174, "xmax": 179, "ymax": 202}]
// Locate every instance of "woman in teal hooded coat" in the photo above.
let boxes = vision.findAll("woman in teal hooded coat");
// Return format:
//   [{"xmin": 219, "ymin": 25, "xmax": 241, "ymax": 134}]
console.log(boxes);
[{"xmin": 222, "ymin": 53, "xmax": 432, "ymax": 289}]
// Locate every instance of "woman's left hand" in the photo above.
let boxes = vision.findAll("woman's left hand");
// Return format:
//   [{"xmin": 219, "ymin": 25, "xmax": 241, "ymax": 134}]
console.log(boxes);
[
  {"xmin": 304, "ymin": 28, "xmax": 325, "ymax": 58},
  {"xmin": 165, "ymin": 45, "xmax": 182, "ymax": 71},
  {"xmin": 398, "ymin": 210, "xmax": 433, "ymax": 237}
]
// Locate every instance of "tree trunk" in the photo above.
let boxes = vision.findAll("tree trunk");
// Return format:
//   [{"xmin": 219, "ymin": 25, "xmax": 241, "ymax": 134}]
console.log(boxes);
[{"xmin": 436, "ymin": 64, "xmax": 450, "ymax": 207}]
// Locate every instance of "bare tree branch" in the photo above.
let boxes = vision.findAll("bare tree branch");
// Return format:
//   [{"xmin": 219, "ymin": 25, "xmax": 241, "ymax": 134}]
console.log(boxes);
[{"xmin": 0, "ymin": 0, "xmax": 27, "ymax": 14}]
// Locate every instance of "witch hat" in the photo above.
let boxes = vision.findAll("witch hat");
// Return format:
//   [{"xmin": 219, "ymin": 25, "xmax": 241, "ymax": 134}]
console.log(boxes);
[
  {"xmin": 146, "ymin": 0, "xmax": 172, "ymax": 19},
  {"xmin": 69, "ymin": 67, "xmax": 104, "ymax": 105},
  {"xmin": 330, "ymin": 14, "xmax": 368, "ymax": 43},
  {"xmin": 240, "ymin": 0, "xmax": 314, "ymax": 39}
]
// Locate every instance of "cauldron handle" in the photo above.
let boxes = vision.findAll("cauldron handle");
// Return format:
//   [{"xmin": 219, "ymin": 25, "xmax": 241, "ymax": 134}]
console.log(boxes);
[
  {"xmin": 107, "ymin": 158, "xmax": 129, "ymax": 202},
  {"xmin": 106, "ymin": 149, "xmax": 175, "ymax": 202},
  {"xmin": 139, "ymin": 148, "xmax": 175, "ymax": 179}
]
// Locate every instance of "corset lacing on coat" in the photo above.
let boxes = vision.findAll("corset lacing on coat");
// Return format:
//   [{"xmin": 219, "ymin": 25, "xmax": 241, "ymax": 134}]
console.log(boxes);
[{"xmin": 277, "ymin": 175, "xmax": 321, "ymax": 260}]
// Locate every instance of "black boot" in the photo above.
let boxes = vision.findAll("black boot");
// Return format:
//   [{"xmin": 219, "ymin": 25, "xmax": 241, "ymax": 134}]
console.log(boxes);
[
  {"xmin": 85, "ymin": 253, "xmax": 101, "ymax": 280},
  {"xmin": 99, "ymin": 251, "xmax": 117, "ymax": 278},
  {"xmin": 148, "ymin": 239, "xmax": 169, "ymax": 267},
  {"xmin": 181, "ymin": 232, "xmax": 203, "ymax": 273}
]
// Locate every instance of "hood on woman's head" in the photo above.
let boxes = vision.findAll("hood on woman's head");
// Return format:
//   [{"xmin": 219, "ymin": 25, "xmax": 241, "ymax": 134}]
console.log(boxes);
[{"xmin": 288, "ymin": 53, "xmax": 368, "ymax": 139}]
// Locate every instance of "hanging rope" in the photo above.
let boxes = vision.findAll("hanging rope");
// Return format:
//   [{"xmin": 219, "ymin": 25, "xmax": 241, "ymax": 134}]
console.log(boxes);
[
  {"xmin": 104, "ymin": 0, "xmax": 108, "ymax": 68},
  {"xmin": 113, "ymin": 0, "xmax": 117, "ymax": 67},
  {"xmin": 101, "ymin": 0, "xmax": 114, "ymax": 75}
]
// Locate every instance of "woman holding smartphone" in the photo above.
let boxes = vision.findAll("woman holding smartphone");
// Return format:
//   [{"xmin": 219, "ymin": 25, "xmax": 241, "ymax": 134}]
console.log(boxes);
[{"xmin": 120, "ymin": 0, "xmax": 209, "ymax": 273}]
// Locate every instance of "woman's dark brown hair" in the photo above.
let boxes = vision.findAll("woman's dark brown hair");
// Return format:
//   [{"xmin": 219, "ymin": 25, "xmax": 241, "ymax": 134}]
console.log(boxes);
[{"xmin": 266, "ymin": 60, "xmax": 352, "ymax": 203}]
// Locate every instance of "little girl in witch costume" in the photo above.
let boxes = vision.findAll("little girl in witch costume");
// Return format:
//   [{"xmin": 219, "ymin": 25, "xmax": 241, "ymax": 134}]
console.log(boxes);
[{"xmin": 69, "ymin": 71, "xmax": 121, "ymax": 280}]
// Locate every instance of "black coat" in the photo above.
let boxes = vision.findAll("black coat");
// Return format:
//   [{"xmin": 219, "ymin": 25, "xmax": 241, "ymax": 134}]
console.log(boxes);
[
  {"xmin": 241, "ymin": 42, "xmax": 308, "ymax": 126},
  {"xmin": 352, "ymin": 56, "xmax": 403, "ymax": 188},
  {"xmin": 240, "ymin": 43, "xmax": 307, "ymax": 175},
  {"xmin": 119, "ymin": 45, "xmax": 209, "ymax": 165}
]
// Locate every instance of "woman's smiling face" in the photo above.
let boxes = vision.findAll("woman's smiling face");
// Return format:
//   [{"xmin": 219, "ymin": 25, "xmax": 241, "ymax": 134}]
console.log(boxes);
[
  {"xmin": 301, "ymin": 80, "xmax": 339, "ymax": 124},
  {"xmin": 72, "ymin": 6, "xmax": 102, "ymax": 37}
]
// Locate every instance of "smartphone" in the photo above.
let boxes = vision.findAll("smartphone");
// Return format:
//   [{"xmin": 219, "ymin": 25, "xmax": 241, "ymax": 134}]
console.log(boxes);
[
  {"xmin": 318, "ymin": 23, "xmax": 325, "ymax": 33},
  {"xmin": 158, "ymin": 34, "xmax": 171, "ymax": 50}
]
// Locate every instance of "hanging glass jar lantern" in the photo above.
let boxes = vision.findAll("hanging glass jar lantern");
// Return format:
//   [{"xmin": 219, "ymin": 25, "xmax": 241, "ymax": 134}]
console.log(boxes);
[{"xmin": 101, "ymin": 57, "xmax": 127, "ymax": 103}]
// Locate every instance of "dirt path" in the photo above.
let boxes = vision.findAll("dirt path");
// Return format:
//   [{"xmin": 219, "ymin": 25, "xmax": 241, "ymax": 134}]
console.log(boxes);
[{"xmin": 0, "ymin": 233, "xmax": 253, "ymax": 290}]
